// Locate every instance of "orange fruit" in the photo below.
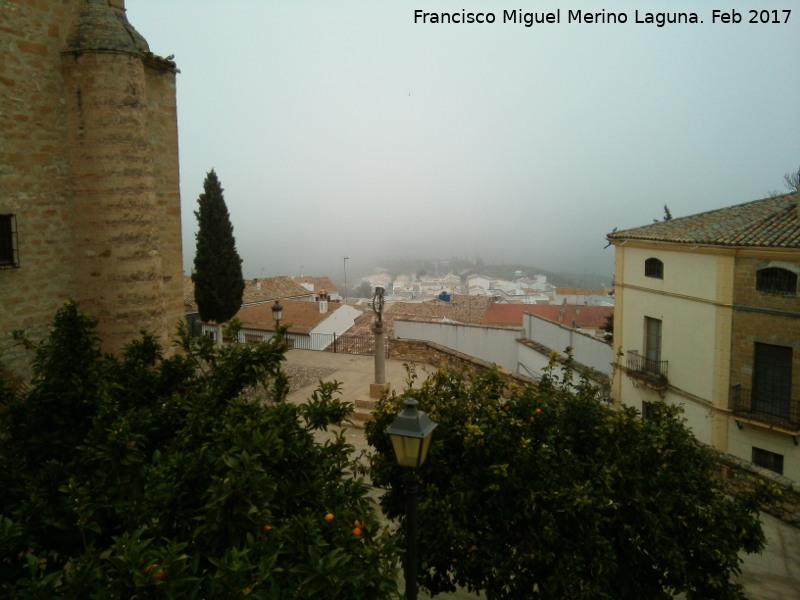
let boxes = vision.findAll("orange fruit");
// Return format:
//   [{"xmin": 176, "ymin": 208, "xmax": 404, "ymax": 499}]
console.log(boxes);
[
  {"xmin": 149, "ymin": 568, "xmax": 165, "ymax": 582},
  {"xmin": 263, "ymin": 525, "xmax": 273, "ymax": 533},
  {"xmin": 324, "ymin": 513, "xmax": 334, "ymax": 522},
  {"xmin": 352, "ymin": 526, "xmax": 363, "ymax": 537}
]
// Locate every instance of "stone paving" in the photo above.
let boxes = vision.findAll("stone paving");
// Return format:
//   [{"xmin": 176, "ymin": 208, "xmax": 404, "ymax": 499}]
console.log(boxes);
[{"xmin": 284, "ymin": 349, "xmax": 800, "ymax": 600}]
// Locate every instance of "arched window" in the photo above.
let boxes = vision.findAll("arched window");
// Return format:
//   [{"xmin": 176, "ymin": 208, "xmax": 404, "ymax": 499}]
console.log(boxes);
[
  {"xmin": 756, "ymin": 267, "xmax": 797, "ymax": 295},
  {"xmin": 644, "ymin": 258, "xmax": 663, "ymax": 279}
]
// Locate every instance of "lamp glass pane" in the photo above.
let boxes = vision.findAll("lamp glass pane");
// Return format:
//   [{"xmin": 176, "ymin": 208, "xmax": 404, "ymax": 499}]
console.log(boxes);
[
  {"xmin": 389, "ymin": 434, "xmax": 423, "ymax": 468},
  {"xmin": 418, "ymin": 434, "xmax": 434, "ymax": 466}
]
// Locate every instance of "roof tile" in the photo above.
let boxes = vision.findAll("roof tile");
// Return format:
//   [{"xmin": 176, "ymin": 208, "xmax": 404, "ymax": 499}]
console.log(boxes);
[{"xmin": 607, "ymin": 193, "xmax": 799, "ymax": 248}]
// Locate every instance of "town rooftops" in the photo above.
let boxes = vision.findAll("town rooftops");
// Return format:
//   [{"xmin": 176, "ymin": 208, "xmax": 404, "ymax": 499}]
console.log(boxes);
[
  {"xmin": 388, "ymin": 294, "xmax": 493, "ymax": 325},
  {"xmin": 184, "ymin": 276, "xmax": 312, "ymax": 313},
  {"xmin": 555, "ymin": 288, "xmax": 611, "ymax": 297},
  {"xmin": 235, "ymin": 300, "xmax": 350, "ymax": 334},
  {"xmin": 607, "ymin": 193, "xmax": 800, "ymax": 248},
  {"xmin": 293, "ymin": 276, "xmax": 339, "ymax": 295}
]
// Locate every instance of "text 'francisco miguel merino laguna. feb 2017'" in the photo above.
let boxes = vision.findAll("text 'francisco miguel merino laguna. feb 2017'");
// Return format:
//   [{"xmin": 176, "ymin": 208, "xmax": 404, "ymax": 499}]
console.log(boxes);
[{"xmin": 413, "ymin": 9, "xmax": 793, "ymax": 28}]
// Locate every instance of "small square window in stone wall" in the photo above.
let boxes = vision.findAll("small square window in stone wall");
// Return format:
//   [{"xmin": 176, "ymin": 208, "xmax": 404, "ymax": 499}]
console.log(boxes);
[{"xmin": 0, "ymin": 214, "xmax": 19, "ymax": 269}]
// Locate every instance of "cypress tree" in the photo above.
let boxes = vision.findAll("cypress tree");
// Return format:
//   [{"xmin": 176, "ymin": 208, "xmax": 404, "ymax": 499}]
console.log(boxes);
[{"xmin": 192, "ymin": 170, "xmax": 244, "ymax": 343}]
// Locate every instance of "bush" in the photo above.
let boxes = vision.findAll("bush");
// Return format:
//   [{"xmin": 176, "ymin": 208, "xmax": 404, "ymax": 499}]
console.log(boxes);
[
  {"xmin": 366, "ymin": 361, "xmax": 773, "ymax": 600},
  {"xmin": 0, "ymin": 302, "xmax": 398, "ymax": 599}
]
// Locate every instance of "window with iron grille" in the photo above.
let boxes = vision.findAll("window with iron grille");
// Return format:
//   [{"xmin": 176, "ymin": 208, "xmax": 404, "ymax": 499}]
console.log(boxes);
[
  {"xmin": 644, "ymin": 257, "xmax": 663, "ymax": 279},
  {"xmin": 756, "ymin": 267, "xmax": 797, "ymax": 295},
  {"xmin": 0, "ymin": 214, "xmax": 19, "ymax": 269},
  {"xmin": 752, "ymin": 342, "xmax": 792, "ymax": 422},
  {"xmin": 752, "ymin": 447, "xmax": 784, "ymax": 475}
]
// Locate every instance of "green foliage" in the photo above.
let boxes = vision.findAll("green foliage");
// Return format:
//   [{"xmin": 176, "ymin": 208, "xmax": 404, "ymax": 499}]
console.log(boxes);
[
  {"xmin": 0, "ymin": 302, "xmax": 398, "ymax": 599},
  {"xmin": 366, "ymin": 361, "xmax": 772, "ymax": 600},
  {"xmin": 191, "ymin": 169, "xmax": 245, "ymax": 324}
]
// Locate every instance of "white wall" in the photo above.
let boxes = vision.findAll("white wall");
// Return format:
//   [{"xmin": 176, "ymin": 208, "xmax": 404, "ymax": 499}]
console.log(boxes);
[
  {"xmin": 728, "ymin": 421, "xmax": 800, "ymax": 482},
  {"xmin": 312, "ymin": 305, "xmax": 362, "ymax": 336},
  {"xmin": 524, "ymin": 314, "xmax": 614, "ymax": 377},
  {"xmin": 394, "ymin": 316, "xmax": 613, "ymax": 384},
  {"xmin": 517, "ymin": 342, "xmax": 559, "ymax": 380},
  {"xmin": 614, "ymin": 244, "xmax": 727, "ymax": 450},
  {"xmin": 618, "ymin": 247, "xmax": 722, "ymax": 403},
  {"xmin": 617, "ymin": 376, "xmax": 713, "ymax": 444},
  {"xmin": 394, "ymin": 320, "xmax": 521, "ymax": 372},
  {"xmin": 622, "ymin": 246, "xmax": 719, "ymax": 301}
]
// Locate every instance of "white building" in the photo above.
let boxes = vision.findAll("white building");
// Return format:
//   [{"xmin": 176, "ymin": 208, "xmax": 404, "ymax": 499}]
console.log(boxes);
[{"xmin": 608, "ymin": 193, "xmax": 800, "ymax": 481}]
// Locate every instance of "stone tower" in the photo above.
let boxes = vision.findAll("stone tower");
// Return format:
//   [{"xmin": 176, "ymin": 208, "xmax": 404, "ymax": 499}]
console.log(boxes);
[{"xmin": 0, "ymin": 0, "xmax": 184, "ymax": 376}]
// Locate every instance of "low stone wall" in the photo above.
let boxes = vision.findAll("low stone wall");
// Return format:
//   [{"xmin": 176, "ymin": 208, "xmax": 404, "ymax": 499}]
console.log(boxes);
[
  {"xmin": 389, "ymin": 338, "xmax": 535, "ymax": 387},
  {"xmin": 716, "ymin": 451, "xmax": 800, "ymax": 528}
]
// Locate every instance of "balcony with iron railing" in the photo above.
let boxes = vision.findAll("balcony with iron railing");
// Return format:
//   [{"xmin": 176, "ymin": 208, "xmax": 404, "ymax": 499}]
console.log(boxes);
[
  {"xmin": 625, "ymin": 350, "xmax": 668, "ymax": 390},
  {"xmin": 729, "ymin": 385, "xmax": 800, "ymax": 435}
]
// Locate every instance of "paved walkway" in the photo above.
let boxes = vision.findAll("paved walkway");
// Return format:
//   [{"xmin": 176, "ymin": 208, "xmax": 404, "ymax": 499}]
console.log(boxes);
[{"xmin": 283, "ymin": 350, "xmax": 800, "ymax": 600}]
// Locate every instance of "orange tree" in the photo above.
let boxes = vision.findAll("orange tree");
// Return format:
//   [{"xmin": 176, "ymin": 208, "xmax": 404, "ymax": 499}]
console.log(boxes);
[
  {"xmin": 366, "ymin": 362, "xmax": 774, "ymax": 600},
  {"xmin": 0, "ymin": 302, "xmax": 398, "ymax": 599}
]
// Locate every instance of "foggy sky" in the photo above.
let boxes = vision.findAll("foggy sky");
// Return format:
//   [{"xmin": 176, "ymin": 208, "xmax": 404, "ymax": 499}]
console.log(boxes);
[{"xmin": 128, "ymin": 1, "xmax": 800, "ymax": 281}]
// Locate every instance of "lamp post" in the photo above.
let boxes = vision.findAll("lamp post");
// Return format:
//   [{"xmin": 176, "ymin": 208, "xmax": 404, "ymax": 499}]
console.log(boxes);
[
  {"xmin": 343, "ymin": 257, "xmax": 349, "ymax": 300},
  {"xmin": 386, "ymin": 397, "xmax": 437, "ymax": 600},
  {"xmin": 271, "ymin": 299, "xmax": 283, "ymax": 341}
]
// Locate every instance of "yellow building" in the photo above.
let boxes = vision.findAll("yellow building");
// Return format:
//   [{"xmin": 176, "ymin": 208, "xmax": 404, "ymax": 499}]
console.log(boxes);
[
  {"xmin": 608, "ymin": 193, "xmax": 800, "ymax": 481},
  {"xmin": 1, "ymin": 0, "xmax": 184, "ymax": 377}
]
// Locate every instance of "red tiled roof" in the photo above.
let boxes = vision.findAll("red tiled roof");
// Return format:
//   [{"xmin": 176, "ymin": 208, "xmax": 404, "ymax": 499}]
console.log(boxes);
[
  {"xmin": 184, "ymin": 276, "xmax": 312, "ymax": 313},
  {"xmin": 386, "ymin": 295, "xmax": 492, "ymax": 325},
  {"xmin": 607, "ymin": 193, "xmax": 800, "ymax": 248},
  {"xmin": 293, "ymin": 276, "xmax": 339, "ymax": 294},
  {"xmin": 482, "ymin": 304, "xmax": 613, "ymax": 329},
  {"xmin": 236, "ymin": 300, "xmax": 352, "ymax": 334},
  {"xmin": 555, "ymin": 288, "xmax": 610, "ymax": 296}
]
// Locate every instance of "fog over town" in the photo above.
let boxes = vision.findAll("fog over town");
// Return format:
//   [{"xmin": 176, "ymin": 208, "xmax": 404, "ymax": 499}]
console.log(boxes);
[{"xmin": 128, "ymin": 1, "xmax": 799, "ymax": 282}]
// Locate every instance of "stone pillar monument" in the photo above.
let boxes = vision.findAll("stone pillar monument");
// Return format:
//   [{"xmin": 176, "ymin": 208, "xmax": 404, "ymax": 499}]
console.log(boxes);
[{"xmin": 370, "ymin": 286, "xmax": 390, "ymax": 399}]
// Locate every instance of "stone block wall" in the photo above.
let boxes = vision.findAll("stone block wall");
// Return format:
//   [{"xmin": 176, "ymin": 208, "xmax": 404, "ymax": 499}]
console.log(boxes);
[
  {"xmin": 1, "ymin": 2, "xmax": 82, "ymax": 376},
  {"xmin": 729, "ymin": 256, "xmax": 800, "ymax": 412},
  {"xmin": 0, "ymin": 0, "xmax": 184, "ymax": 378},
  {"xmin": 716, "ymin": 450, "xmax": 800, "ymax": 528},
  {"xmin": 389, "ymin": 338, "xmax": 535, "ymax": 387}
]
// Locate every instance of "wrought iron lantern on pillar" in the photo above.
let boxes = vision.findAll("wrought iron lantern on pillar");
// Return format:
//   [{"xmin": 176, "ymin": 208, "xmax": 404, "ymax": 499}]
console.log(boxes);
[{"xmin": 372, "ymin": 285, "xmax": 385, "ymax": 322}]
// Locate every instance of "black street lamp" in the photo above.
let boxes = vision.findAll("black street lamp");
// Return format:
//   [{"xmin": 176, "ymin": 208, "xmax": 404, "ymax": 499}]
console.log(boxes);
[
  {"xmin": 386, "ymin": 397, "xmax": 437, "ymax": 600},
  {"xmin": 271, "ymin": 299, "xmax": 283, "ymax": 340}
]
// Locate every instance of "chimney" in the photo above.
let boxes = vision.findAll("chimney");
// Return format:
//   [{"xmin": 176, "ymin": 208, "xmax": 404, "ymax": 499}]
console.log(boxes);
[{"xmin": 319, "ymin": 299, "xmax": 328, "ymax": 313}]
